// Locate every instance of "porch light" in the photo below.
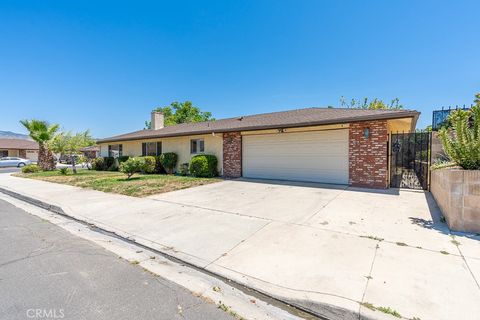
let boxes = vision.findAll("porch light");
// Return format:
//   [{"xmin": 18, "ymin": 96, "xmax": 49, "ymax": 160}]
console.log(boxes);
[{"xmin": 363, "ymin": 127, "xmax": 370, "ymax": 139}]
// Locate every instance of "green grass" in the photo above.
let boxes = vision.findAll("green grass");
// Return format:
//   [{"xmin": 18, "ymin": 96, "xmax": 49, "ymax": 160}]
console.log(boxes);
[{"xmin": 15, "ymin": 169, "xmax": 221, "ymax": 197}]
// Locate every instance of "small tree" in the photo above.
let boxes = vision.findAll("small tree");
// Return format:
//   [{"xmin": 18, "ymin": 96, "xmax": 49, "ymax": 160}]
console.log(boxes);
[
  {"xmin": 340, "ymin": 97, "xmax": 404, "ymax": 110},
  {"xmin": 120, "ymin": 157, "xmax": 145, "ymax": 179},
  {"xmin": 144, "ymin": 101, "xmax": 215, "ymax": 129},
  {"xmin": 20, "ymin": 120, "xmax": 59, "ymax": 170},
  {"xmin": 438, "ymin": 94, "xmax": 480, "ymax": 170},
  {"xmin": 49, "ymin": 130, "xmax": 95, "ymax": 174}
]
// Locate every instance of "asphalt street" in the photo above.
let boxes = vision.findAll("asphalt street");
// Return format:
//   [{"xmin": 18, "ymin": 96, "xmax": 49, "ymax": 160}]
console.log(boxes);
[
  {"xmin": 0, "ymin": 167, "xmax": 21, "ymax": 174},
  {"xmin": 0, "ymin": 199, "xmax": 234, "ymax": 320}
]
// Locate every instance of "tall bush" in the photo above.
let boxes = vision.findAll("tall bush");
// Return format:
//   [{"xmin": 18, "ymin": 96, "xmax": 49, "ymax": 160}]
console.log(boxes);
[
  {"xmin": 92, "ymin": 157, "xmax": 105, "ymax": 171},
  {"xmin": 141, "ymin": 156, "xmax": 156, "ymax": 173},
  {"xmin": 159, "ymin": 153, "xmax": 178, "ymax": 174},
  {"xmin": 189, "ymin": 155, "xmax": 218, "ymax": 177},
  {"xmin": 439, "ymin": 102, "xmax": 480, "ymax": 170},
  {"xmin": 154, "ymin": 156, "xmax": 166, "ymax": 174}
]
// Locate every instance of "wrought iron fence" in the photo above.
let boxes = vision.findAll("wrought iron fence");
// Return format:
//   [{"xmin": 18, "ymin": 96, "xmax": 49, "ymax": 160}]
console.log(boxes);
[{"xmin": 432, "ymin": 105, "xmax": 471, "ymax": 131}]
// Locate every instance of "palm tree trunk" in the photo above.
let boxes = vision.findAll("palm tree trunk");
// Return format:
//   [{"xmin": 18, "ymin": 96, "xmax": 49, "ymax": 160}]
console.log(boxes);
[{"xmin": 38, "ymin": 143, "xmax": 56, "ymax": 171}]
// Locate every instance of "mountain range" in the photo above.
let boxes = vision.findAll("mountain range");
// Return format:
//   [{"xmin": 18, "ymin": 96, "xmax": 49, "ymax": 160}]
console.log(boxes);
[{"xmin": 0, "ymin": 131, "xmax": 32, "ymax": 140}]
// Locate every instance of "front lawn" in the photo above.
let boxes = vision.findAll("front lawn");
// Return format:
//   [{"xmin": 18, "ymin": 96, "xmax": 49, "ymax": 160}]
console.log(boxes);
[{"xmin": 15, "ymin": 169, "xmax": 221, "ymax": 197}]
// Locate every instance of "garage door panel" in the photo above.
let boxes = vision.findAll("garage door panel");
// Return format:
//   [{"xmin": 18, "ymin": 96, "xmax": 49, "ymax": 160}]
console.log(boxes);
[{"xmin": 242, "ymin": 129, "xmax": 349, "ymax": 184}]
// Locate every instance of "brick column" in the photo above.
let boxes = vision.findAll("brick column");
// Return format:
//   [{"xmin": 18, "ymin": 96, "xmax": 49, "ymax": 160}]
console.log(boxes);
[
  {"xmin": 349, "ymin": 120, "xmax": 388, "ymax": 188},
  {"xmin": 223, "ymin": 132, "xmax": 242, "ymax": 178},
  {"xmin": 19, "ymin": 149, "xmax": 26, "ymax": 158}
]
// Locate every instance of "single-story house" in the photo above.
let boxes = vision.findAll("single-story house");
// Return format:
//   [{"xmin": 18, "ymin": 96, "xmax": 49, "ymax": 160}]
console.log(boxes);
[
  {"xmin": 0, "ymin": 138, "xmax": 39, "ymax": 161},
  {"xmin": 97, "ymin": 107, "xmax": 419, "ymax": 188},
  {"xmin": 79, "ymin": 145, "xmax": 100, "ymax": 159}
]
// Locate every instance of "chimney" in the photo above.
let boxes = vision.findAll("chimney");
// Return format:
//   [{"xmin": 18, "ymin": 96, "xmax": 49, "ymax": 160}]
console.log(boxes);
[{"xmin": 151, "ymin": 111, "xmax": 164, "ymax": 130}]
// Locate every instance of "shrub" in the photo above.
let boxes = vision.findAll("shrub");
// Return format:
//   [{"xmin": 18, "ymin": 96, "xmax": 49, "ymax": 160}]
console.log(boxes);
[
  {"xmin": 104, "ymin": 157, "xmax": 117, "ymax": 171},
  {"xmin": 141, "ymin": 156, "xmax": 156, "ymax": 173},
  {"xmin": 439, "ymin": 102, "xmax": 480, "ymax": 170},
  {"xmin": 22, "ymin": 164, "xmax": 41, "ymax": 173},
  {"xmin": 120, "ymin": 157, "xmax": 145, "ymax": 179},
  {"xmin": 154, "ymin": 156, "xmax": 166, "ymax": 174},
  {"xmin": 179, "ymin": 163, "xmax": 189, "ymax": 176},
  {"xmin": 118, "ymin": 156, "xmax": 130, "ymax": 164},
  {"xmin": 159, "ymin": 152, "xmax": 178, "ymax": 174},
  {"xmin": 59, "ymin": 167, "xmax": 69, "ymax": 175},
  {"xmin": 189, "ymin": 155, "xmax": 218, "ymax": 177},
  {"xmin": 92, "ymin": 157, "xmax": 105, "ymax": 171}
]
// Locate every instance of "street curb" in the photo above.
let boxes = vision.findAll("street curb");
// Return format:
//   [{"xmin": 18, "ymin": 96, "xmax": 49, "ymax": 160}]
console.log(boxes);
[{"xmin": 0, "ymin": 186, "xmax": 386, "ymax": 320}]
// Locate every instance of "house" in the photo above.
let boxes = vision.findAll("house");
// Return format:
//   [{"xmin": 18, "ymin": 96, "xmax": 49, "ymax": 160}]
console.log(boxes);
[
  {"xmin": 0, "ymin": 138, "xmax": 39, "ymax": 161},
  {"xmin": 79, "ymin": 145, "xmax": 100, "ymax": 159},
  {"xmin": 97, "ymin": 107, "xmax": 419, "ymax": 188}
]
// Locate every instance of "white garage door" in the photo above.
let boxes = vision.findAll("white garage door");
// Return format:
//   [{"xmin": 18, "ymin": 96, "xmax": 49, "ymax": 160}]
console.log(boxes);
[
  {"xmin": 26, "ymin": 150, "xmax": 38, "ymax": 162},
  {"xmin": 242, "ymin": 129, "xmax": 349, "ymax": 184}
]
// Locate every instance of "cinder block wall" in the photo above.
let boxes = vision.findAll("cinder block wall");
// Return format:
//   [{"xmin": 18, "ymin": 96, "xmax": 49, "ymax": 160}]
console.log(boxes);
[
  {"xmin": 349, "ymin": 120, "xmax": 388, "ymax": 188},
  {"xmin": 431, "ymin": 169, "xmax": 480, "ymax": 233},
  {"xmin": 222, "ymin": 132, "xmax": 242, "ymax": 178}
]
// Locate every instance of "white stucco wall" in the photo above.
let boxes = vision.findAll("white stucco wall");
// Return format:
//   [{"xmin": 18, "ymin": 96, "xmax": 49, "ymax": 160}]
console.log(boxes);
[{"xmin": 99, "ymin": 133, "xmax": 223, "ymax": 174}]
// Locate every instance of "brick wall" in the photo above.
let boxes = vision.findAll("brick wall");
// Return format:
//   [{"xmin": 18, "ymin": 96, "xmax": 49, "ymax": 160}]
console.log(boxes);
[
  {"xmin": 349, "ymin": 120, "xmax": 388, "ymax": 188},
  {"xmin": 19, "ymin": 149, "xmax": 26, "ymax": 158},
  {"xmin": 223, "ymin": 132, "xmax": 242, "ymax": 178}
]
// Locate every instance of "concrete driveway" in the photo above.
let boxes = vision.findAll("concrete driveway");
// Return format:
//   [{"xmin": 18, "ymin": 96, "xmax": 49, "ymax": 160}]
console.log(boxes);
[
  {"xmin": 148, "ymin": 179, "xmax": 480, "ymax": 320},
  {"xmin": 1, "ymin": 174, "xmax": 479, "ymax": 320}
]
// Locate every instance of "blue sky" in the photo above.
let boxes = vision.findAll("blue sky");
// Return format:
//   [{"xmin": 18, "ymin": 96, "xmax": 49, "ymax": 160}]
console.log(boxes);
[{"xmin": 1, "ymin": 1, "xmax": 479, "ymax": 138}]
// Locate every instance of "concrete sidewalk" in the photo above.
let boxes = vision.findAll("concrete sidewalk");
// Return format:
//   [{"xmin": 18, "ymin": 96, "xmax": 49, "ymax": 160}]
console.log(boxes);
[{"xmin": 0, "ymin": 173, "xmax": 479, "ymax": 320}]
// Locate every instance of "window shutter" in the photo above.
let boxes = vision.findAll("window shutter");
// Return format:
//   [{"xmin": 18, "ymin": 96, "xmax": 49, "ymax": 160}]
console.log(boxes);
[
  {"xmin": 156, "ymin": 142, "xmax": 162, "ymax": 155},
  {"xmin": 119, "ymin": 144, "xmax": 123, "ymax": 157},
  {"xmin": 142, "ymin": 143, "xmax": 146, "ymax": 156}
]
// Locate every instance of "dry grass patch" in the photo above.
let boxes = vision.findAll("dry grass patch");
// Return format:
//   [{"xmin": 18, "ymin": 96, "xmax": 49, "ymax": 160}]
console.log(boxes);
[{"xmin": 15, "ymin": 169, "xmax": 221, "ymax": 197}]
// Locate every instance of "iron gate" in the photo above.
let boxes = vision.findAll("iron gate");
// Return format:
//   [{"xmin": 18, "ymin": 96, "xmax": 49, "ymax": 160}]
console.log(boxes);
[{"xmin": 390, "ymin": 132, "xmax": 431, "ymax": 190}]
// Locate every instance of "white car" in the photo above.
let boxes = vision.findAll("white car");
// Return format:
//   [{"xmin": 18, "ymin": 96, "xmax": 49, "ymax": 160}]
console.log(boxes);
[{"xmin": 0, "ymin": 157, "xmax": 32, "ymax": 167}]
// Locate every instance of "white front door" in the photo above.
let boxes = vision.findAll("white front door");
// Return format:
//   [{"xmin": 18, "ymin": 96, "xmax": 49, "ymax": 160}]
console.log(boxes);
[{"xmin": 242, "ymin": 129, "xmax": 349, "ymax": 184}]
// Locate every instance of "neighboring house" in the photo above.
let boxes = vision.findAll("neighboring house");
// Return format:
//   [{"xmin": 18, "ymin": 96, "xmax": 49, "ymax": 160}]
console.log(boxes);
[
  {"xmin": 97, "ymin": 107, "xmax": 419, "ymax": 188},
  {"xmin": 79, "ymin": 145, "xmax": 100, "ymax": 159},
  {"xmin": 0, "ymin": 138, "xmax": 39, "ymax": 161}
]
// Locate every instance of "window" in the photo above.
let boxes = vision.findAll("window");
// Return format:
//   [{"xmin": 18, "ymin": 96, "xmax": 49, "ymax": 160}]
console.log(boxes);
[
  {"xmin": 108, "ymin": 144, "xmax": 123, "ymax": 157},
  {"xmin": 190, "ymin": 139, "xmax": 204, "ymax": 154},
  {"xmin": 0, "ymin": 150, "xmax": 7, "ymax": 157},
  {"xmin": 142, "ymin": 142, "xmax": 162, "ymax": 156}
]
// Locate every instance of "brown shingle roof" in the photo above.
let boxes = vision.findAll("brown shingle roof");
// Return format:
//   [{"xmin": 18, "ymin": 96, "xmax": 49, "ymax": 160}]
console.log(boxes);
[
  {"xmin": 98, "ymin": 107, "xmax": 419, "ymax": 143},
  {"xmin": 0, "ymin": 139, "xmax": 39, "ymax": 150}
]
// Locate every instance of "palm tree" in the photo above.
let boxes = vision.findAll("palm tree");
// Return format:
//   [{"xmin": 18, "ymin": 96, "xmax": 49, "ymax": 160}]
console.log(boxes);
[{"xmin": 20, "ymin": 120, "xmax": 59, "ymax": 170}]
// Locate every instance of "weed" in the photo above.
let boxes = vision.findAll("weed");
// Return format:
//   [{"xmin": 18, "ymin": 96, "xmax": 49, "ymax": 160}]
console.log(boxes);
[
  {"xmin": 440, "ymin": 250, "xmax": 449, "ymax": 255},
  {"xmin": 360, "ymin": 235, "xmax": 384, "ymax": 241},
  {"xmin": 376, "ymin": 306, "xmax": 401, "ymax": 318},
  {"xmin": 130, "ymin": 260, "xmax": 140, "ymax": 265},
  {"xmin": 218, "ymin": 302, "xmax": 244, "ymax": 320},
  {"xmin": 212, "ymin": 286, "xmax": 221, "ymax": 292},
  {"xmin": 451, "ymin": 239, "xmax": 461, "ymax": 246},
  {"xmin": 360, "ymin": 302, "xmax": 376, "ymax": 311},
  {"xmin": 396, "ymin": 242, "xmax": 408, "ymax": 246},
  {"xmin": 416, "ymin": 246, "xmax": 423, "ymax": 249}
]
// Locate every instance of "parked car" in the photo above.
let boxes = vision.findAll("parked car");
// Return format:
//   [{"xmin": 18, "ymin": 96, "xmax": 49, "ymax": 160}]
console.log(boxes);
[{"xmin": 0, "ymin": 157, "xmax": 32, "ymax": 167}]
